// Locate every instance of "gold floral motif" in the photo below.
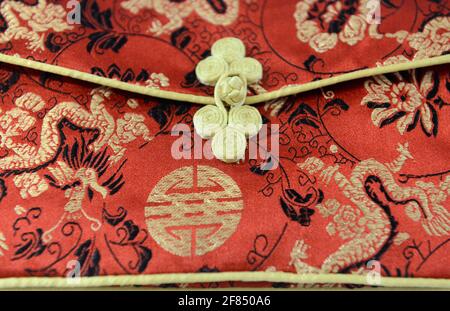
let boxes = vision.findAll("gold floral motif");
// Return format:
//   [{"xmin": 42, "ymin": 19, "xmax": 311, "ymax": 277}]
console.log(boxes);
[
  {"xmin": 320, "ymin": 200, "xmax": 365, "ymax": 240},
  {"xmin": 144, "ymin": 73, "xmax": 170, "ymax": 89},
  {"xmin": 294, "ymin": 0, "xmax": 372, "ymax": 53},
  {"xmin": 362, "ymin": 70, "xmax": 437, "ymax": 136},
  {"xmin": 393, "ymin": 232, "xmax": 410, "ymax": 245},
  {"xmin": 126, "ymin": 99, "xmax": 139, "ymax": 109}
]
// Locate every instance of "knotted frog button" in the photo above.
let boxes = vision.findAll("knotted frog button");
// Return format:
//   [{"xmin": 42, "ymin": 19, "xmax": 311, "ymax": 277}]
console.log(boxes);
[
  {"xmin": 211, "ymin": 37, "xmax": 246, "ymax": 63},
  {"xmin": 193, "ymin": 105, "xmax": 227, "ymax": 139},
  {"xmin": 217, "ymin": 75, "xmax": 247, "ymax": 107},
  {"xmin": 195, "ymin": 56, "xmax": 228, "ymax": 86},
  {"xmin": 193, "ymin": 37, "xmax": 264, "ymax": 163},
  {"xmin": 229, "ymin": 57, "xmax": 263, "ymax": 84},
  {"xmin": 228, "ymin": 105, "xmax": 263, "ymax": 138},
  {"xmin": 211, "ymin": 126, "xmax": 247, "ymax": 163}
]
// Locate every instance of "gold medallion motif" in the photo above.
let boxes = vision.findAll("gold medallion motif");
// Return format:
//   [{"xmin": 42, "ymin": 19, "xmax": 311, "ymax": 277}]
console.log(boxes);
[{"xmin": 145, "ymin": 165, "xmax": 243, "ymax": 257}]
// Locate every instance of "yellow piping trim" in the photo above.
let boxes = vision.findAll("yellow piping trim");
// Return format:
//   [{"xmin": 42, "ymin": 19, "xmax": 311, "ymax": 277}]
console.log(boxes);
[
  {"xmin": 0, "ymin": 53, "xmax": 448, "ymax": 105},
  {"xmin": 246, "ymin": 54, "xmax": 450, "ymax": 104},
  {"xmin": 0, "ymin": 272, "xmax": 449, "ymax": 289},
  {"xmin": 0, "ymin": 54, "xmax": 214, "ymax": 104}
]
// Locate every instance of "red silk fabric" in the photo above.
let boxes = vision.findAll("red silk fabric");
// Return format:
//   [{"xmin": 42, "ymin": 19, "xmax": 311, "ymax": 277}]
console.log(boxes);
[{"xmin": 0, "ymin": 0, "xmax": 448, "ymax": 288}]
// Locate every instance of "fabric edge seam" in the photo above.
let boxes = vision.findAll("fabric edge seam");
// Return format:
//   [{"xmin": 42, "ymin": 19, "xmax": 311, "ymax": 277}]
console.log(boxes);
[
  {"xmin": 0, "ymin": 54, "xmax": 448, "ymax": 105},
  {"xmin": 0, "ymin": 272, "xmax": 449, "ymax": 289}
]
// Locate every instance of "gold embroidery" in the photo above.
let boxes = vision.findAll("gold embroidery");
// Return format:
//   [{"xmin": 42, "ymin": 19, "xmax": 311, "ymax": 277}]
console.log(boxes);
[
  {"xmin": 294, "ymin": 0, "xmax": 372, "ymax": 53},
  {"xmin": 407, "ymin": 16, "xmax": 450, "ymax": 60},
  {"xmin": 126, "ymin": 99, "xmax": 139, "ymax": 109},
  {"xmin": 375, "ymin": 55, "xmax": 410, "ymax": 66},
  {"xmin": 14, "ymin": 92, "xmax": 45, "ymax": 112},
  {"xmin": 0, "ymin": 231, "xmax": 7, "ymax": 256},
  {"xmin": 0, "ymin": 102, "xmax": 40, "ymax": 165},
  {"xmin": 39, "ymin": 106, "xmax": 152, "ymax": 241},
  {"xmin": 0, "ymin": 88, "xmax": 153, "ymax": 240},
  {"xmin": 13, "ymin": 172, "xmax": 48, "ymax": 199},
  {"xmin": 120, "ymin": 0, "xmax": 239, "ymax": 36},
  {"xmin": 293, "ymin": 143, "xmax": 448, "ymax": 273},
  {"xmin": 0, "ymin": 88, "xmax": 112, "ymax": 171},
  {"xmin": 14, "ymin": 205, "xmax": 26, "ymax": 215},
  {"xmin": 0, "ymin": 88, "xmax": 152, "ymax": 171},
  {"xmin": 415, "ymin": 176, "xmax": 450, "ymax": 236},
  {"xmin": 108, "ymin": 112, "xmax": 153, "ymax": 163},
  {"xmin": 43, "ymin": 161, "xmax": 106, "ymax": 241},
  {"xmin": 362, "ymin": 70, "xmax": 436, "ymax": 135},
  {"xmin": 0, "ymin": 0, "xmax": 71, "ymax": 51},
  {"xmin": 393, "ymin": 232, "xmax": 410, "ymax": 245},
  {"xmin": 144, "ymin": 73, "xmax": 170, "ymax": 89},
  {"xmin": 145, "ymin": 165, "xmax": 243, "ymax": 257},
  {"xmin": 319, "ymin": 200, "xmax": 365, "ymax": 240}
]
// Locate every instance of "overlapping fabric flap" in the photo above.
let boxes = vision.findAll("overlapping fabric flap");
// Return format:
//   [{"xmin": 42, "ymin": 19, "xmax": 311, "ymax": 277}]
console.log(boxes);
[
  {"xmin": 0, "ymin": 0, "xmax": 448, "ymax": 102},
  {"xmin": 0, "ymin": 59, "xmax": 448, "ymax": 288}
]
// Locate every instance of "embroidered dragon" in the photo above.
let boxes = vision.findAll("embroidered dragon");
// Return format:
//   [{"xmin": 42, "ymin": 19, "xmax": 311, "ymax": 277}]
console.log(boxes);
[
  {"xmin": 291, "ymin": 143, "xmax": 450, "ymax": 273},
  {"xmin": 0, "ymin": 88, "xmax": 152, "ymax": 238}
]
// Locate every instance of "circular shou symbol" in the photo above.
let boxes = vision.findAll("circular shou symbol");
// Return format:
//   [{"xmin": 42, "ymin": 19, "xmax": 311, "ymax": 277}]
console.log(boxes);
[{"xmin": 145, "ymin": 165, "xmax": 243, "ymax": 257}]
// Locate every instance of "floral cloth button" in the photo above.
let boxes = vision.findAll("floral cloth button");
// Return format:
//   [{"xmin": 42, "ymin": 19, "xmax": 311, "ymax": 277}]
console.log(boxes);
[{"xmin": 193, "ymin": 37, "xmax": 263, "ymax": 163}]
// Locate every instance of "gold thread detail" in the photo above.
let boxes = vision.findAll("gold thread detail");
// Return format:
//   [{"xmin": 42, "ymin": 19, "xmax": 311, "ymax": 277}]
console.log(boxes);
[{"xmin": 145, "ymin": 165, "xmax": 243, "ymax": 257}]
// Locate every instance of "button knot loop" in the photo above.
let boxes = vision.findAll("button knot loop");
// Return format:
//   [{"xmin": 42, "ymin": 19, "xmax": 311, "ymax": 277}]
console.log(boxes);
[{"xmin": 193, "ymin": 37, "xmax": 264, "ymax": 163}]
